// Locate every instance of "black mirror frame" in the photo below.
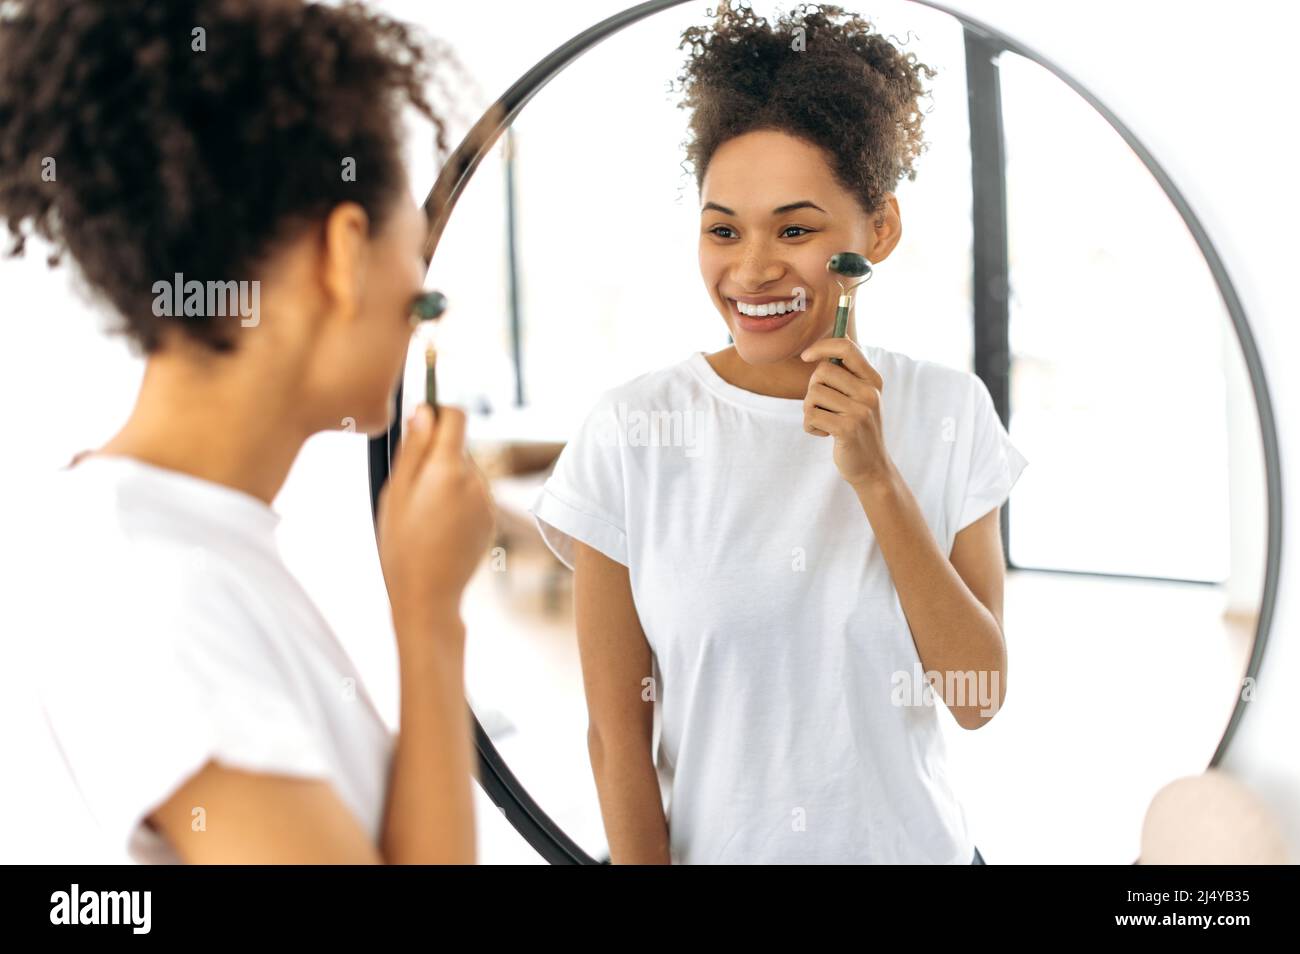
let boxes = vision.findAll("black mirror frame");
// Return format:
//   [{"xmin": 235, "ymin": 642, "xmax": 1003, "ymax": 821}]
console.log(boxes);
[{"xmin": 367, "ymin": 0, "xmax": 1283, "ymax": 865}]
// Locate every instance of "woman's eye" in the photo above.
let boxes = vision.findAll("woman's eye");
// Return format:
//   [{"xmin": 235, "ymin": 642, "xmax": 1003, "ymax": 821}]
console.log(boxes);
[{"xmin": 707, "ymin": 224, "xmax": 812, "ymax": 239}]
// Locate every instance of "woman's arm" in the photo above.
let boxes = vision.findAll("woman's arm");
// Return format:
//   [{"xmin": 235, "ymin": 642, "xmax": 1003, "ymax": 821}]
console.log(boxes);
[
  {"xmin": 380, "ymin": 604, "xmax": 475, "ymax": 863},
  {"xmin": 148, "ymin": 605, "xmax": 474, "ymax": 864},
  {"xmin": 155, "ymin": 407, "xmax": 487, "ymax": 864},
  {"xmin": 572, "ymin": 540, "xmax": 671, "ymax": 864},
  {"xmin": 373, "ymin": 406, "xmax": 489, "ymax": 863},
  {"xmin": 150, "ymin": 767, "xmax": 383, "ymax": 863},
  {"xmin": 857, "ymin": 477, "xmax": 1008, "ymax": 730},
  {"xmin": 799, "ymin": 338, "xmax": 1009, "ymax": 730}
]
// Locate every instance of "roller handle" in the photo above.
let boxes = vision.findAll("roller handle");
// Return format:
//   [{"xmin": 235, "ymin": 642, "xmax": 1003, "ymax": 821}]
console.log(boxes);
[
  {"xmin": 829, "ymin": 294, "xmax": 851, "ymax": 367},
  {"xmin": 425, "ymin": 346, "xmax": 440, "ymax": 421}
]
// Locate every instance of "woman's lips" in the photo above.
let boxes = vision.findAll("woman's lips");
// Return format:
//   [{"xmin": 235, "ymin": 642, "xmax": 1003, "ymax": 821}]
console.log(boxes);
[{"xmin": 729, "ymin": 298, "xmax": 805, "ymax": 334}]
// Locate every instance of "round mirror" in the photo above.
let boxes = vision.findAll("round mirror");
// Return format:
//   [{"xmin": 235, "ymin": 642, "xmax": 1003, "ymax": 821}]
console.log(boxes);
[{"xmin": 373, "ymin": 0, "xmax": 1280, "ymax": 864}]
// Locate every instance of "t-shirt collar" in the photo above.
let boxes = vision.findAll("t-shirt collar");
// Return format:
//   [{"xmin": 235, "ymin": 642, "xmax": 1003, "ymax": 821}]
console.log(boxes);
[{"xmin": 66, "ymin": 453, "xmax": 283, "ymax": 534}]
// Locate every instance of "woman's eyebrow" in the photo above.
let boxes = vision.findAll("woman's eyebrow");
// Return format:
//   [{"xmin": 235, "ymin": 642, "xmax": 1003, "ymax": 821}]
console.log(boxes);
[{"xmin": 701, "ymin": 200, "xmax": 827, "ymax": 215}]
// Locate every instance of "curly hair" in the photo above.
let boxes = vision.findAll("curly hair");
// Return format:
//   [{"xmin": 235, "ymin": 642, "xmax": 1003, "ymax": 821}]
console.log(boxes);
[
  {"xmin": 0, "ymin": 0, "xmax": 457, "ymax": 354},
  {"xmin": 674, "ymin": 0, "xmax": 937, "ymax": 221}
]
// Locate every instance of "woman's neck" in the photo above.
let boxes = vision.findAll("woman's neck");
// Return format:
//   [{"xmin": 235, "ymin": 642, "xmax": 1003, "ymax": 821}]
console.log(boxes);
[
  {"xmin": 93, "ymin": 350, "xmax": 309, "ymax": 506},
  {"xmin": 705, "ymin": 347, "xmax": 817, "ymax": 400}
]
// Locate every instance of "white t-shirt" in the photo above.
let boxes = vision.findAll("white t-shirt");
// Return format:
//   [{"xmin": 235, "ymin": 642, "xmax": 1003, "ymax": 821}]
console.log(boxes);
[
  {"xmin": 529, "ymin": 347, "xmax": 1028, "ymax": 864},
  {"xmin": 5, "ymin": 455, "xmax": 393, "ymax": 863}
]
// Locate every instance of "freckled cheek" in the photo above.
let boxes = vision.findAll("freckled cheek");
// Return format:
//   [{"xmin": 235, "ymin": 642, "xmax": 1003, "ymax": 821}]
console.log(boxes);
[{"xmin": 698, "ymin": 250, "xmax": 726, "ymax": 298}]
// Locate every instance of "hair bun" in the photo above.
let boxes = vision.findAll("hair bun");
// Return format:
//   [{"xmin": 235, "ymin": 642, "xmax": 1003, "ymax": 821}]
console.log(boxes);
[{"xmin": 675, "ymin": 0, "xmax": 937, "ymax": 217}]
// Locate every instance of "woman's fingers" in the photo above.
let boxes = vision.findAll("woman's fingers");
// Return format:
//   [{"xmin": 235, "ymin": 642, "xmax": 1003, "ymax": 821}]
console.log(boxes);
[
  {"xmin": 801, "ymin": 339, "xmax": 883, "ymax": 389},
  {"xmin": 812, "ymin": 359, "xmax": 873, "ymax": 400},
  {"xmin": 389, "ymin": 404, "xmax": 434, "ymax": 496},
  {"xmin": 805, "ymin": 381, "xmax": 853, "ymax": 415},
  {"xmin": 805, "ymin": 404, "xmax": 841, "ymax": 436},
  {"xmin": 425, "ymin": 405, "xmax": 466, "ymax": 476}
]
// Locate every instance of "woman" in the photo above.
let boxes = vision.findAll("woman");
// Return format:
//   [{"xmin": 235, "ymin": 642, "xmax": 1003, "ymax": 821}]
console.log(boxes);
[
  {"xmin": 530, "ymin": 1, "xmax": 1026, "ymax": 864},
  {"xmin": 0, "ymin": 0, "xmax": 494, "ymax": 862}
]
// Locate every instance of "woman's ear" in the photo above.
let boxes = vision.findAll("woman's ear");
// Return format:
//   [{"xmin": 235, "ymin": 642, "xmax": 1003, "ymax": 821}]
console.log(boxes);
[
  {"xmin": 319, "ymin": 201, "xmax": 371, "ymax": 325},
  {"xmin": 868, "ymin": 193, "xmax": 903, "ymax": 263}
]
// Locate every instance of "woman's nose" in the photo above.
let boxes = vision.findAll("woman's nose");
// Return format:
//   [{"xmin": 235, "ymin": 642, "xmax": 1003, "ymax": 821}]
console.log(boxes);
[{"xmin": 732, "ymin": 245, "xmax": 785, "ymax": 288}]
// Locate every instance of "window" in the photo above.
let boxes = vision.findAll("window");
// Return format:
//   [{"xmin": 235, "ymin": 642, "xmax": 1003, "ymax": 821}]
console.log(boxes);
[{"xmin": 999, "ymin": 51, "xmax": 1232, "ymax": 582}]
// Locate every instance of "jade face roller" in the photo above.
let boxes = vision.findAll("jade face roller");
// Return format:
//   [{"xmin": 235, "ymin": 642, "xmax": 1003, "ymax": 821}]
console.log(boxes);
[
  {"xmin": 409, "ymin": 290, "xmax": 448, "ymax": 417},
  {"xmin": 825, "ymin": 252, "xmax": 872, "ymax": 367}
]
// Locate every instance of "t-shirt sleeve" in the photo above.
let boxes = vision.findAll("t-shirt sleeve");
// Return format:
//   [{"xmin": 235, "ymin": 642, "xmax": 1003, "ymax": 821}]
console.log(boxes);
[
  {"xmin": 955, "ymin": 372, "xmax": 1029, "ymax": 535},
  {"xmin": 528, "ymin": 392, "xmax": 628, "ymax": 570},
  {"xmin": 33, "ymin": 550, "xmax": 331, "ymax": 858}
]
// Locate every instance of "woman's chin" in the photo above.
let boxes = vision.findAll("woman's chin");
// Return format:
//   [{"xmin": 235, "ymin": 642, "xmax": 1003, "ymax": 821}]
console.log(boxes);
[
  {"xmin": 726, "ymin": 310, "xmax": 828, "ymax": 363},
  {"xmin": 349, "ymin": 405, "xmax": 394, "ymax": 438},
  {"xmin": 730, "ymin": 322, "xmax": 813, "ymax": 363},
  {"xmin": 732, "ymin": 338, "xmax": 804, "ymax": 366}
]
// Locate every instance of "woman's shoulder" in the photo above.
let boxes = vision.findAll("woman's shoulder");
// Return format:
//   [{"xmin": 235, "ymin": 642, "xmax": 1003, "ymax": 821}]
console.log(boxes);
[
  {"xmin": 580, "ymin": 353, "xmax": 704, "ymax": 416},
  {"xmin": 865, "ymin": 343, "xmax": 978, "ymax": 404},
  {"xmin": 16, "ymin": 460, "xmax": 278, "ymax": 660}
]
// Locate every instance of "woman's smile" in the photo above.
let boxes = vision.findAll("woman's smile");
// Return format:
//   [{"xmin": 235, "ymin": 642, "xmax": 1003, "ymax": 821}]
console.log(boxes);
[{"xmin": 727, "ymin": 295, "xmax": 810, "ymax": 333}]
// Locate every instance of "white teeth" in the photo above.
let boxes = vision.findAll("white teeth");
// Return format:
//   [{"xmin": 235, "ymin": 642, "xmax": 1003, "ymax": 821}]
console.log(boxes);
[{"xmin": 735, "ymin": 298, "xmax": 799, "ymax": 317}]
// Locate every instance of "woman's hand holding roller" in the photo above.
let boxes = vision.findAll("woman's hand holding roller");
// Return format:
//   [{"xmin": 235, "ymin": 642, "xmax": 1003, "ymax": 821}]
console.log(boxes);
[
  {"xmin": 376, "ymin": 403, "xmax": 497, "ymax": 642},
  {"xmin": 800, "ymin": 338, "xmax": 897, "ymax": 492},
  {"xmin": 375, "ymin": 402, "xmax": 491, "ymax": 863}
]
